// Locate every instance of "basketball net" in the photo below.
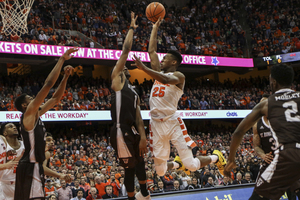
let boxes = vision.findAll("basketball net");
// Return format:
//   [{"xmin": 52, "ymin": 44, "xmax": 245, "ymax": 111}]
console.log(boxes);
[{"xmin": 0, "ymin": 0, "xmax": 34, "ymax": 37}]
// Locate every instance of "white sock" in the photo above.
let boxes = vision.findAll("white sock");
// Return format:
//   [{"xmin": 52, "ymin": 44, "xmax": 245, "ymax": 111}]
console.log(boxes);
[
  {"xmin": 209, "ymin": 155, "xmax": 218, "ymax": 163},
  {"xmin": 172, "ymin": 161, "xmax": 180, "ymax": 169}
]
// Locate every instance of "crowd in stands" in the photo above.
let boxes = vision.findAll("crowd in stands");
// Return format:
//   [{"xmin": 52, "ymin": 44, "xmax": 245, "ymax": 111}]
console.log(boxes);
[
  {"xmin": 0, "ymin": 72, "xmax": 284, "ymax": 111},
  {"xmin": 40, "ymin": 123, "xmax": 257, "ymax": 199},
  {"xmin": 3, "ymin": 69, "xmax": 300, "ymax": 112},
  {"xmin": 247, "ymin": 0, "xmax": 300, "ymax": 57},
  {"xmin": 0, "ymin": 0, "xmax": 246, "ymax": 57}
]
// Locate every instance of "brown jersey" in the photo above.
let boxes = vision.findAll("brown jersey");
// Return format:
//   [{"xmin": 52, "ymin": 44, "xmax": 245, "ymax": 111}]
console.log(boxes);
[{"xmin": 268, "ymin": 89, "xmax": 300, "ymax": 145}]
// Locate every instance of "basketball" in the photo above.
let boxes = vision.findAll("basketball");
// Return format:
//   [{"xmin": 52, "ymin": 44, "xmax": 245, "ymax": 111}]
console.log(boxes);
[{"xmin": 146, "ymin": 2, "xmax": 165, "ymax": 22}]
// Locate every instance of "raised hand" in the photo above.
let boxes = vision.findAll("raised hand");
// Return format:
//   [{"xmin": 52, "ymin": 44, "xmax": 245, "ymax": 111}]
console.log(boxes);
[
  {"xmin": 130, "ymin": 11, "xmax": 138, "ymax": 29},
  {"xmin": 152, "ymin": 17, "xmax": 162, "ymax": 28},
  {"xmin": 64, "ymin": 65, "xmax": 74, "ymax": 77},
  {"xmin": 62, "ymin": 48, "xmax": 79, "ymax": 61},
  {"xmin": 131, "ymin": 55, "xmax": 147, "ymax": 71}
]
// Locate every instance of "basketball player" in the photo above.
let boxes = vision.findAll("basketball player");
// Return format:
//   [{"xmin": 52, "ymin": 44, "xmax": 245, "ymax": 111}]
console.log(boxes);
[
  {"xmin": 253, "ymin": 94, "xmax": 300, "ymax": 200},
  {"xmin": 14, "ymin": 48, "xmax": 77, "ymax": 200},
  {"xmin": 131, "ymin": 17, "xmax": 226, "ymax": 178},
  {"xmin": 110, "ymin": 12, "xmax": 149, "ymax": 200},
  {"xmin": 0, "ymin": 122, "xmax": 24, "ymax": 200},
  {"xmin": 224, "ymin": 64, "xmax": 300, "ymax": 200}
]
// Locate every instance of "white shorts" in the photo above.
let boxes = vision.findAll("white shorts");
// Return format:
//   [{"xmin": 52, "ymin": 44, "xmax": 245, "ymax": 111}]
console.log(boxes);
[
  {"xmin": 0, "ymin": 181, "xmax": 15, "ymax": 200},
  {"xmin": 149, "ymin": 114, "xmax": 196, "ymax": 164}
]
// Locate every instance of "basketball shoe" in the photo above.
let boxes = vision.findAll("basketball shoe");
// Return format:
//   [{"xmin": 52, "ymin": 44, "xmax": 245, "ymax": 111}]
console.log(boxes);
[{"xmin": 212, "ymin": 150, "xmax": 227, "ymax": 175}]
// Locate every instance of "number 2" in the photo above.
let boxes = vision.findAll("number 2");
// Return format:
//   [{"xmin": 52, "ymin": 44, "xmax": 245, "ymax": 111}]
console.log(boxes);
[
  {"xmin": 283, "ymin": 101, "xmax": 300, "ymax": 122},
  {"xmin": 152, "ymin": 87, "xmax": 165, "ymax": 97}
]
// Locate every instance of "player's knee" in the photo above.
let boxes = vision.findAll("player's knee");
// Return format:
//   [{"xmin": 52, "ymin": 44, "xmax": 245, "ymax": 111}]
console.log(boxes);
[
  {"xmin": 155, "ymin": 163, "xmax": 167, "ymax": 176},
  {"xmin": 182, "ymin": 157, "xmax": 200, "ymax": 172}
]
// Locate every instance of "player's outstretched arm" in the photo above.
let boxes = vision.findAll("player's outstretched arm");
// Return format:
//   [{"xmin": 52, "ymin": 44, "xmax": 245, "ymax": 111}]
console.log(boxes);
[
  {"xmin": 253, "ymin": 123, "xmax": 273, "ymax": 164},
  {"xmin": 39, "ymin": 66, "xmax": 73, "ymax": 116},
  {"xmin": 135, "ymin": 97, "xmax": 147, "ymax": 157},
  {"xmin": 132, "ymin": 54, "xmax": 184, "ymax": 85},
  {"xmin": 224, "ymin": 100, "xmax": 268, "ymax": 177},
  {"xmin": 148, "ymin": 17, "xmax": 162, "ymax": 72},
  {"xmin": 43, "ymin": 151, "xmax": 71, "ymax": 182},
  {"xmin": 111, "ymin": 12, "xmax": 138, "ymax": 83},
  {"xmin": 24, "ymin": 48, "xmax": 78, "ymax": 124}
]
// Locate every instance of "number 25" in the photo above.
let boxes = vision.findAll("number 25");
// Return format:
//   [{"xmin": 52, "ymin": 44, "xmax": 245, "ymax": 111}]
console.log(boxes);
[{"xmin": 152, "ymin": 87, "xmax": 165, "ymax": 97}]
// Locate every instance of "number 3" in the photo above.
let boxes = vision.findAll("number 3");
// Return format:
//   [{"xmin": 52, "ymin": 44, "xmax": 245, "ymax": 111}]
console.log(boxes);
[
  {"xmin": 152, "ymin": 87, "xmax": 165, "ymax": 97},
  {"xmin": 283, "ymin": 101, "xmax": 300, "ymax": 122}
]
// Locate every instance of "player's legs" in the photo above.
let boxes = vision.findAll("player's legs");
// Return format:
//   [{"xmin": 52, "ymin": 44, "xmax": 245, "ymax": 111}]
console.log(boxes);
[
  {"xmin": 169, "ymin": 117, "xmax": 200, "ymax": 172},
  {"xmin": 169, "ymin": 117, "xmax": 226, "ymax": 173},
  {"xmin": 150, "ymin": 120, "xmax": 171, "ymax": 176}
]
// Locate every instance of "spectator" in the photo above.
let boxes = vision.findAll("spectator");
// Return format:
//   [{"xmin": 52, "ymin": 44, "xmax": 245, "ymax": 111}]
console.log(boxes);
[
  {"xmin": 162, "ymin": 171, "xmax": 174, "ymax": 192},
  {"xmin": 57, "ymin": 180, "xmax": 72, "ymax": 200},
  {"xmin": 155, "ymin": 181, "xmax": 165, "ymax": 193},
  {"xmin": 86, "ymin": 187, "xmax": 102, "ymax": 200},
  {"xmin": 72, "ymin": 179, "xmax": 85, "ymax": 198},
  {"xmin": 204, "ymin": 177, "xmax": 215, "ymax": 188},
  {"xmin": 190, "ymin": 177, "xmax": 201, "ymax": 189},
  {"xmin": 71, "ymin": 188, "xmax": 86, "ymax": 200},
  {"xmin": 102, "ymin": 185, "xmax": 117, "ymax": 199},
  {"xmin": 173, "ymin": 180, "xmax": 181, "ymax": 191},
  {"xmin": 232, "ymin": 173, "xmax": 247, "ymax": 184},
  {"xmin": 95, "ymin": 175, "xmax": 107, "ymax": 197},
  {"xmin": 119, "ymin": 177, "xmax": 127, "ymax": 197},
  {"xmin": 45, "ymin": 179, "xmax": 56, "ymax": 198},
  {"xmin": 80, "ymin": 176, "xmax": 91, "ymax": 195},
  {"xmin": 106, "ymin": 173, "xmax": 120, "ymax": 197},
  {"xmin": 244, "ymin": 172, "xmax": 253, "ymax": 183},
  {"xmin": 220, "ymin": 176, "xmax": 232, "ymax": 186},
  {"xmin": 200, "ymin": 98, "xmax": 209, "ymax": 110}
]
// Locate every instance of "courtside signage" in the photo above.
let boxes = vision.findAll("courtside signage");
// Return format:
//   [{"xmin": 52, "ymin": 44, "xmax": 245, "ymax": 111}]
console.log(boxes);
[
  {"xmin": 0, "ymin": 42, "xmax": 254, "ymax": 67},
  {"xmin": 0, "ymin": 110, "xmax": 252, "ymax": 122}
]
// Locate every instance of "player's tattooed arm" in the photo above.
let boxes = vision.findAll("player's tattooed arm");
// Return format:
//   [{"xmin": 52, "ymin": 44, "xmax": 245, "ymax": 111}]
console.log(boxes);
[{"xmin": 148, "ymin": 17, "xmax": 162, "ymax": 72}]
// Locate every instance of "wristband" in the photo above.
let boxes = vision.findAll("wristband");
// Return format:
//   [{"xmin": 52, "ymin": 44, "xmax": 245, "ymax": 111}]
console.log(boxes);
[{"xmin": 129, "ymin": 27, "xmax": 134, "ymax": 30}]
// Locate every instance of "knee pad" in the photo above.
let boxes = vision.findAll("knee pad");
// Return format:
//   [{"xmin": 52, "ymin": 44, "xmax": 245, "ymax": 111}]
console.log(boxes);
[{"xmin": 181, "ymin": 157, "xmax": 200, "ymax": 172}]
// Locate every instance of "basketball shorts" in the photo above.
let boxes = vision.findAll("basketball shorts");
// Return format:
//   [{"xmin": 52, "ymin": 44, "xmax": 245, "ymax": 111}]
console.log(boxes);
[
  {"xmin": 253, "ymin": 144, "xmax": 300, "ymax": 200},
  {"xmin": 110, "ymin": 123, "xmax": 144, "ymax": 168},
  {"xmin": 0, "ymin": 180, "xmax": 15, "ymax": 200},
  {"xmin": 149, "ymin": 114, "xmax": 196, "ymax": 164},
  {"xmin": 14, "ymin": 162, "xmax": 45, "ymax": 200}
]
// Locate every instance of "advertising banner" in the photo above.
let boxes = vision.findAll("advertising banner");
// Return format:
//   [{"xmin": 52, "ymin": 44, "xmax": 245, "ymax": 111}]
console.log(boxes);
[
  {"xmin": 0, "ymin": 42, "xmax": 254, "ymax": 67},
  {"xmin": 0, "ymin": 110, "xmax": 252, "ymax": 122}
]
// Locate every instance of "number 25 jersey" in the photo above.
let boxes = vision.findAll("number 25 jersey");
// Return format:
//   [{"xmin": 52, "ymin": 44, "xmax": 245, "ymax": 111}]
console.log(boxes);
[
  {"xmin": 268, "ymin": 89, "xmax": 300, "ymax": 144},
  {"xmin": 150, "ymin": 72, "xmax": 184, "ymax": 120}
]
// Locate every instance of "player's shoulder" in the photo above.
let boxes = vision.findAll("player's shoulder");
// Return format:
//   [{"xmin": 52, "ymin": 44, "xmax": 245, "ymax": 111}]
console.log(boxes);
[{"xmin": 173, "ymin": 71, "xmax": 185, "ymax": 79}]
